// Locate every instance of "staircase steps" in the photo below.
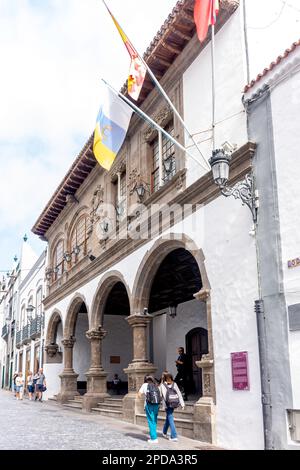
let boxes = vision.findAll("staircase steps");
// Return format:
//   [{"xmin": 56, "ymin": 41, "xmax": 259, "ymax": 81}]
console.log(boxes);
[{"xmin": 63, "ymin": 396, "xmax": 83, "ymax": 410}]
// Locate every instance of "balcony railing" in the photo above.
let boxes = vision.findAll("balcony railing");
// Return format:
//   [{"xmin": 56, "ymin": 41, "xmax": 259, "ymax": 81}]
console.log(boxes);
[
  {"xmin": 1, "ymin": 324, "xmax": 9, "ymax": 339},
  {"xmin": 16, "ymin": 330, "xmax": 22, "ymax": 348},
  {"xmin": 22, "ymin": 324, "xmax": 30, "ymax": 345},
  {"xmin": 30, "ymin": 316, "xmax": 42, "ymax": 339}
]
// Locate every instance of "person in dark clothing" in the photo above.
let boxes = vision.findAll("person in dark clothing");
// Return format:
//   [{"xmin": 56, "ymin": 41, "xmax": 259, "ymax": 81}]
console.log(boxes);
[{"xmin": 175, "ymin": 347, "xmax": 189, "ymax": 401}]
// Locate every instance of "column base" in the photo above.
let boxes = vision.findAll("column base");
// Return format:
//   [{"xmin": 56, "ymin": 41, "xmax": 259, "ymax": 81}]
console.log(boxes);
[
  {"xmin": 83, "ymin": 370, "xmax": 109, "ymax": 411},
  {"xmin": 193, "ymin": 397, "xmax": 216, "ymax": 444},
  {"xmin": 123, "ymin": 362, "xmax": 157, "ymax": 423},
  {"xmin": 57, "ymin": 371, "xmax": 79, "ymax": 404}
]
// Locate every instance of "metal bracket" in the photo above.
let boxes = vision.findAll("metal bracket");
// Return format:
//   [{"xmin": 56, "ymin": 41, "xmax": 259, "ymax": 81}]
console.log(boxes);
[{"xmin": 221, "ymin": 174, "xmax": 259, "ymax": 224}]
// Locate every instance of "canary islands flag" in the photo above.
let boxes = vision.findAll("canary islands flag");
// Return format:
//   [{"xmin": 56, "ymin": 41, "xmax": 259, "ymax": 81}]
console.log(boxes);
[{"xmin": 93, "ymin": 86, "xmax": 133, "ymax": 171}]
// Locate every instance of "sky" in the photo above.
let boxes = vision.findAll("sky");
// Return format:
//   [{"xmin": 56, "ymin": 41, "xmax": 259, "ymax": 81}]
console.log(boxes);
[{"xmin": 0, "ymin": 0, "xmax": 299, "ymax": 273}]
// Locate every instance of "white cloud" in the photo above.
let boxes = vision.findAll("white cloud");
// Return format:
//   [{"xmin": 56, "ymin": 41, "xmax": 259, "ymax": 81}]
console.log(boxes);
[{"xmin": 0, "ymin": 0, "xmax": 177, "ymax": 264}]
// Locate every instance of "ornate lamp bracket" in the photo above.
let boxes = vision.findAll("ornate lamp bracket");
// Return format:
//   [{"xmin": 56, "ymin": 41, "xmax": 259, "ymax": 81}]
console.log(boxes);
[{"xmin": 221, "ymin": 174, "xmax": 259, "ymax": 224}]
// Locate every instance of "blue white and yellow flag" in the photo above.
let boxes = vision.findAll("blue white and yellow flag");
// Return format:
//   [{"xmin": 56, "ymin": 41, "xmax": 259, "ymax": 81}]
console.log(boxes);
[{"xmin": 93, "ymin": 86, "xmax": 133, "ymax": 171}]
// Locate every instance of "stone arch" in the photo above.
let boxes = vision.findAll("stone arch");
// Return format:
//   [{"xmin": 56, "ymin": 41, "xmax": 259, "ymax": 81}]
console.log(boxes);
[
  {"xmin": 64, "ymin": 293, "xmax": 90, "ymax": 338},
  {"xmin": 131, "ymin": 233, "xmax": 210, "ymax": 314},
  {"xmin": 46, "ymin": 309, "xmax": 63, "ymax": 344},
  {"xmin": 90, "ymin": 271, "xmax": 132, "ymax": 329}
]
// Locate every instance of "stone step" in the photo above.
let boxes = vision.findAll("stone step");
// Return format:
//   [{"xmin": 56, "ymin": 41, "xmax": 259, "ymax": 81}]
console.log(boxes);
[
  {"xmin": 136, "ymin": 414, "xmax": 195, "ymax": 439},
  {"xmin": 63, "ymin": 402, "xmax": 83, "ymax": 410},
  {"xmin": 105, "ymin": 397, "xmax": 124, "ymax": 403},
  {"xmin": 97, "ymin": 402, "xmax": 122, "ymax": 410},
  {"xmin": 91, "ymin": 408, "xmax": 123, "ymax": 418},
  {"xmin": 73, "ymin": 396, "xmax": 84, "ymax": 402},
  {"xmin": 48, "ymin": 396, "xmax": 58, "ymax": 402}
]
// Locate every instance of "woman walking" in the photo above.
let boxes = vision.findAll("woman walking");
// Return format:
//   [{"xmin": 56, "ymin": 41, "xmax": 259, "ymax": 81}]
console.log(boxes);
[
  {"xmin": 160, "ymin": 373, "xmax": 185, "ymax": 442},
  {"xmin": 15, "ymin": 372, "xmax": 24, "ymax": 400},
  {"xmin": 27, "ymin": 371, "xmax": 34, "ymax": 400},
  {"xmin": 138, "ymin": 376, "xmax": 161, "ymax": 444}
]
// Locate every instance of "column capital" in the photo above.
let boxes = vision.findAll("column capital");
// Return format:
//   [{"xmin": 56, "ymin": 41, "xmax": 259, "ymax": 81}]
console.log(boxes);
[
  {"xmin": 61, "ymin": 337, "xmax": 76, "ymax": 349},
  {"xmin": 45, "ymin": 343, "xmax": 59, "ymax": 358},
  {"xmin": 126, "ymin": 314, "xmax": 153, "ymax": 327},
  {"xmin": 86, "ymin": 327, "xmax": 107, "ymax": 342}
]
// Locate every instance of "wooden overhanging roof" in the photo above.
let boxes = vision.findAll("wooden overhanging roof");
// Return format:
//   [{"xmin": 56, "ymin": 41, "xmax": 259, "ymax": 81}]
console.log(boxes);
[{"xmin": 32, "ymin": 0, "xmax": 239, "ymax": 238}]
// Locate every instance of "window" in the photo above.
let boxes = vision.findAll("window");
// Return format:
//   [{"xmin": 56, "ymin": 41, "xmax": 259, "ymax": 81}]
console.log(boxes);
[
  {"xmin": 115, "ymin": 172, "xmax": 127, "ymax": 221},
  {"xmin": 36, "ymin": 288, "xmax": 42, "ymax": 317},
  {"xmin": 70, "ymin": 215, "xmax": 87, "ymax": 263},
  {"xmin": 151, "ymin": 121, "xmax": 176, "ymax": 193},
  {"xmin": 53, "ymin": 240, "xmax": 64, "ymax": 281},
  {"xmin": 21, "ymin": 304, "xmax": 25, "ymax": 329}
]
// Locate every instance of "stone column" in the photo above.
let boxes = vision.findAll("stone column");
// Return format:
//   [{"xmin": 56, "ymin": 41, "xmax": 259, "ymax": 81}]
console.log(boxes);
[
  {"xmin": 193, "ymin": 289, "xmax": 216, "ymax": 444},
  {"xmin": 82, "ymin": 327, "xmax": 109, "ymax": 411},
  {"xmin": 123, "ymin": 314, "xmax": 157, "ymax": 423},
  {"xmin": 57, "ymin": 337, "xmax": 79, "ymax": 403}
]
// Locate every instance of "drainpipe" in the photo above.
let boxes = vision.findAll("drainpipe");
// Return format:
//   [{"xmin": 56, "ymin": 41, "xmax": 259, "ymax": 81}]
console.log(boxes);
[{"xmin": 254, "ymin": 300, "xmax": 273, "ymax": 449}]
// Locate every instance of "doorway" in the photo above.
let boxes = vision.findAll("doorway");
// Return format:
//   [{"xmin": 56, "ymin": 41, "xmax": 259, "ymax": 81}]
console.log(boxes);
[{"xmin": 186, "ymin": 327, "xmax": 208, "ymax": 397}]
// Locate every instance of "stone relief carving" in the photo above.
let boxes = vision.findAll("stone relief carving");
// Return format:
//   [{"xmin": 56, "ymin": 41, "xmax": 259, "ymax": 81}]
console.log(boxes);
[
  {"xmin": 143, "ymin": 105, "xmax": 172, "ymax": 142},
  {"xmin": 110, "ymin": 159, "xmax": 126, "ymax": 181}
]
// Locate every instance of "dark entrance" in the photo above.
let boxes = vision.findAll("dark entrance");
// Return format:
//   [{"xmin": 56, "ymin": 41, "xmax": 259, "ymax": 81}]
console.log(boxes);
[{"xmin": 186, "ymin": 327, "xmax": 208, "ymax": 397}]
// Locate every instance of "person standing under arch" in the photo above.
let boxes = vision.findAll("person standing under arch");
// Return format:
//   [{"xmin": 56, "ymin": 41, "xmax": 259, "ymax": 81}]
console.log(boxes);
[{"xmin": 175, "ymin": 347, "xmax": 189, "ymax": 401}]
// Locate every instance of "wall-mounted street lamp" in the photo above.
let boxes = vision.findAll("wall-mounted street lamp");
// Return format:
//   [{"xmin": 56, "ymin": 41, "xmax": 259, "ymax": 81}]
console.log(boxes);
[
  {"xmin": 63, "ymin": 246, "xmax": 81, "ymax": 263},
  {"xmin": 163, "ymin": 157, "xmax": 174, "ymax": 176},
  {"xmin": 45, "ymin": 267, "xmax": 58, "ymax": 281},
  {"xmin": 168, "ymin": 303, "xmax": 178, "ymax": 319},
  {"xmin": 209, "ymin": 147, "xmax": 259, "ymax": 224},
  {"xmin": 133, "ymin": 180, "xmax": 150, "ymax": 202}
]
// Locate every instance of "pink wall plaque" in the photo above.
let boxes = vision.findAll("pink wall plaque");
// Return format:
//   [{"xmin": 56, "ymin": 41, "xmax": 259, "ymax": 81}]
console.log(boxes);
[{"xmin": 231, "ymin": 352, "xmax": 250, "ymax": 391}]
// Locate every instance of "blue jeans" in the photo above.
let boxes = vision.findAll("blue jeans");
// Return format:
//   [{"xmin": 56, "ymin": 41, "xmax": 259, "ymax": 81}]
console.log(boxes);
[
  {"xmin": 145, "ymin": 403, "xmax": 159, "ymax": 440},
  {"xmin": 163, "ymin": 407, "xmax": 177, "ymax": 439}
]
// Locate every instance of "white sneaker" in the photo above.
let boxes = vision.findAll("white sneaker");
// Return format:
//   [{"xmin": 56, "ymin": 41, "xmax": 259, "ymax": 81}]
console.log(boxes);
[
  {"xmin": 162, "ymin": 433, "xmax": 168, "ymax": 439},
  {"xmin": 169, "ymin": 437, "xmax": 178, "ymax": 442},
  {"xmin": 148, "ymin": 439, "xmax": 158, "ymax": 443}
]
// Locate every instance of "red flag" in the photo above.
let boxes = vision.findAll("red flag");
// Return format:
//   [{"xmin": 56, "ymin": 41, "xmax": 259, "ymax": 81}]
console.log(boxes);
[{"xmin": 194, "ymin": 0, "xmax": 219, "ymax": 43}]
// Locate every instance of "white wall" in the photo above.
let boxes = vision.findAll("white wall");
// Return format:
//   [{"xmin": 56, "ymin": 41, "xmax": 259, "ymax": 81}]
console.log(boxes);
[
  {"xmin": 102, "ymin": 315, "xmax": 133, "ymax": 382},
  {"xmin": 270, "ymin": 63, "xmax": 300, "ymax": 411},
  {"xmin": 183, "ymin": 9, "xmax": 248, "ymax": 187},
  {"xmin": 73, "ymin": 312, "xmax": 90, "ymax": 382}
]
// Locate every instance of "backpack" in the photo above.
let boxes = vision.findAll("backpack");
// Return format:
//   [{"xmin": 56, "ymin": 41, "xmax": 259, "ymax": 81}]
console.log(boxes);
[
  {"xmin": 164, "ymin": 383, "xmax": 180, "ymax": 408},
  {"xmin": 146, "ymin": 383, "xmax": 161, "ymax": 404}
]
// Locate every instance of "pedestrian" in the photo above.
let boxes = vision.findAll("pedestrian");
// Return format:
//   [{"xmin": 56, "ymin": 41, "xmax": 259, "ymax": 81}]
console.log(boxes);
[
  {"xmin": 160, "ymin": 371, "xmax": 169, "ymax": 384},
  {"xmin": 12, "ymin": 372, "xmax": 18, "ymax": 397},
  {"xmin": 112, "ymin": 374, "xmax": 122, "ymax": 395},
  {"xmin": 160, "ymin": 372, "xmax": 185, "ymax": 442},
  {"xmin": 27, "ymin": 371, "xmax": 34, "ymax": 400},
  {"xmin": 35, "ymin": 368, "xmax": 46, "ymax": 402},
  {"xmin": 15, "ymin": 372, "xmax": 24, "ymax": 400},
  {"xmin": 175, "ymin": 347, "xmax": 189, "ymax": 401},
  {"xmin": 138, "ymin": 375, "xmax": 161, "ymax": 444},
  {"xmin": 33, "ymin": 370, "xmax": 39, "ymax": 400}
]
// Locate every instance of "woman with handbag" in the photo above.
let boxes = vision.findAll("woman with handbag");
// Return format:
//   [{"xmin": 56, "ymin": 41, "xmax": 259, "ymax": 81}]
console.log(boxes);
[{"xmin": 35, "ymin": 368, "xmax": 46, "ymax": 402}]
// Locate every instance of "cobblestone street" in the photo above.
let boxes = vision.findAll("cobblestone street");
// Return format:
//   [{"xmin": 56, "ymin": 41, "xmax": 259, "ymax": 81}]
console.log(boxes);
[{"xmin": 0, "ymin": 391, "xmax": 217, "ymax": 450}]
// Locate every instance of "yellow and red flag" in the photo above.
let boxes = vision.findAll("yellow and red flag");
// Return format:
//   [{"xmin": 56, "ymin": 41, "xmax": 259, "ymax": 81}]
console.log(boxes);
[
  {"xmin": 194, "ymin": 0, "xmax": 220, "ymax": 43},
  {"xmin": 104, "ymin": 2, "xmax": 147, "ymax": 101}
]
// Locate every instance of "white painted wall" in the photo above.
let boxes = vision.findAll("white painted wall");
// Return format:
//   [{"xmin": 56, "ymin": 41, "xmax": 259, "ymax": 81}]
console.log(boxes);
[
  {"xmin": 269, "ymin": 62, "xmax": 300, "ymax": 413},
  {"xmin": 102, "ymin": 315, "xmax": 133, "ymax": 382},
  {"xmin": 183, "ymin": 9, "xmax": 248, "ymax": 187},
  {"xmin": 73, "ymin": 312, "xmax": 90, "ymax": 382}
]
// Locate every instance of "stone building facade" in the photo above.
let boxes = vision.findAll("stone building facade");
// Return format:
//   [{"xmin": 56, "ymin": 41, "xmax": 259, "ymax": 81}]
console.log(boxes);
[{"xmin": 30, "ymin": 0, "xmax": 300, "ymax": 450}]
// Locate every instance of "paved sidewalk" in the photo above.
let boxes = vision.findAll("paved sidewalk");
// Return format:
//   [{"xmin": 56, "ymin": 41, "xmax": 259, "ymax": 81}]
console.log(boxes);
[{"xmin": 0, "ymin": 390, "xmax": 220, "ymax": 450}]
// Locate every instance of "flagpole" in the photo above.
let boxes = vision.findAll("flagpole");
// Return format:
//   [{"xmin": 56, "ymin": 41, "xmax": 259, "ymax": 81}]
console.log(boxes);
[
  {"xmin": 139, "ymin": 57, "xmax": 211, "ymax": 171},
  {"xmin": 102, "ymin": 0, "xmax": 210, "ymax": 172},
  {"xmin": 211, "ymin": 24, "xmax": 216, "ymax": 151},
  {"xmin": 101, "ymin": 80, "xmax": 209, "ymax": 173}
]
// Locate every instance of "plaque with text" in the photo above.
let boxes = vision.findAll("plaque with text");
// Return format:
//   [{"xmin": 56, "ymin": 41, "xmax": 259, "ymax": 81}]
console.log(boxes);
[{"xmin": 231, "ymin": 352, "xmax": 249, "ymax": 391}]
